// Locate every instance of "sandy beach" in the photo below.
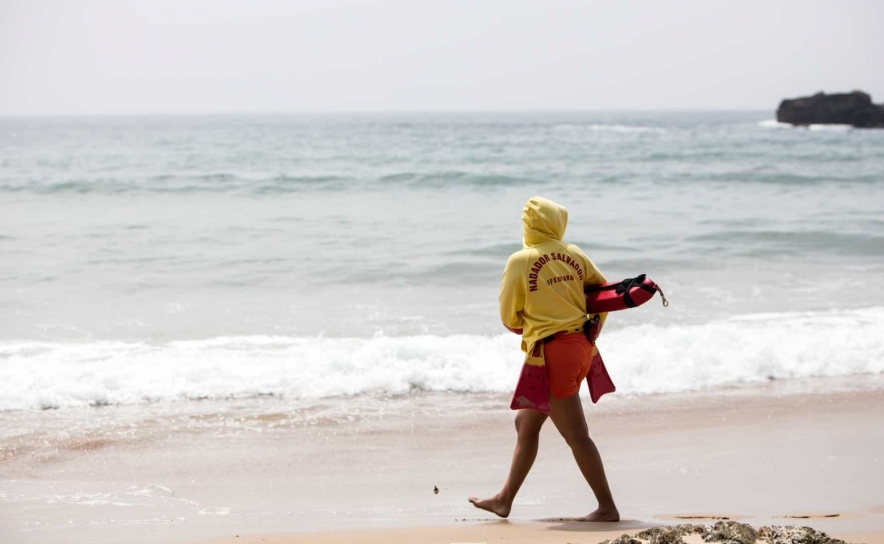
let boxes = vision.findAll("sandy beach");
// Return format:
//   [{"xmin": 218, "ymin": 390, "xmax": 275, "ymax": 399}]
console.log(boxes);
[
  {"xmin": 3, "ymin": 376, "xmax": 883, "ymax": 543},
  {"xmin": 4, "ymin": 2, "xmax": 884, "ymax": 543},
  {"xmin": 197, "ymin": 523, "xmax": 884, "ymax": 544}
]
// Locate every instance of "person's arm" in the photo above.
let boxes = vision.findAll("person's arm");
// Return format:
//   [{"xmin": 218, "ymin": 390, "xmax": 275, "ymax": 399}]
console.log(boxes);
[
  {"xmin": 574, "ymin": 246, "xmax": 609, "ymax": 334},
  {"xmin": 584, "ymin": 257, "xmax": 607, "ymax": 287},
  {"xmin": 499, "ymin": 253, "xmax": 526, "ymax": 334}
]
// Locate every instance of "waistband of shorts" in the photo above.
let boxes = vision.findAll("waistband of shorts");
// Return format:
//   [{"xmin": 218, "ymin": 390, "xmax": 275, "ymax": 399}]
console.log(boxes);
[{"xmin": 545, "ymin": 327, "xmax": 584, "ymax": 342}]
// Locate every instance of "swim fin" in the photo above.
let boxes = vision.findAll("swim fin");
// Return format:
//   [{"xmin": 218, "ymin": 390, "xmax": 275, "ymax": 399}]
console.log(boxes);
[
  {"xmin": 510, "ymin": 342, "xmax": 551, "ymax": 413},
  {"xmin": 587, "ymin": 348, "xmax": 616, "ymax": 404}
]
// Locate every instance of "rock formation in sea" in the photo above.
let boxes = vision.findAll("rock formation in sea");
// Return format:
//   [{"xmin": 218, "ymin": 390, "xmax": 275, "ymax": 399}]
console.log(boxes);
[{"xmin": 776, "ymin": 91, "xmax": 884, "ymax": 128}]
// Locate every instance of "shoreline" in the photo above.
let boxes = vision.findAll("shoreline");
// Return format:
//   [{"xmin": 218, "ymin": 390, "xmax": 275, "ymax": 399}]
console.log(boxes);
[{"xmin": 2, "ymin": 378, "xmax": 884, "ymax": 543}]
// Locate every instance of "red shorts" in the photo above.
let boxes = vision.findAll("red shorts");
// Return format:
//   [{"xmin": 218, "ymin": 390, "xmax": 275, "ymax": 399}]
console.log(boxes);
[{"xmin": 545, "ymin": 332, "xmax": 593, "ymax": 399}]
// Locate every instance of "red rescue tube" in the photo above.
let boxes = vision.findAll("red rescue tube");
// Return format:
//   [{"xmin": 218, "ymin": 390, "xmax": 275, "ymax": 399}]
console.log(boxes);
[
  {"xmin": 585, "ymin": 274, "xmax": 668, "ymax": 313},
  {"xmin": 504, "ymin": 274, "xmax": 667, "ymax": 335}
]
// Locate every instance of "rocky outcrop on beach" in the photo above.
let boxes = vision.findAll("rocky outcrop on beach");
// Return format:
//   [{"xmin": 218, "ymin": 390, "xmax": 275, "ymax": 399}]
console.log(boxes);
[
  {"xmin": 705, "ymin": 521, "xmax": 759, "ymax": 544},
  {"xmin": 635, "ymin": 525, "xmax": 693, "ymax": 544},
  {"xmin": 601, "ymin": 522, "xmax": 851, "ymax": 544},
  {"xmin": 605, "ymin": 535, "xmax": 646, "ymax": 544},
  {"xmin": 776, "ymin": 91, "xmax": 884, "ymax": 128},
  {"xmin": 758, "ymin": 525, "xmax": 847, "ymax": 544}
]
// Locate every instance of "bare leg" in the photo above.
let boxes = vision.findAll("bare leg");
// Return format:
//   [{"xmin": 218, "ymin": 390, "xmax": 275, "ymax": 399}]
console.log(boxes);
[
  {"xmin": 548, "ymin": 392, "xmax": 620, "ymax": 522},
  {"xmin": 468, "ymin": 408, "xmax": 548, "ymax": 518}
]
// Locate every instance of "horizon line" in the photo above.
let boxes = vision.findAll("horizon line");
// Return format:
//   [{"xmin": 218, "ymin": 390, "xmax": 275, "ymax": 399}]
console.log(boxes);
[{"xmin": 0, "ymin": 107, "xmax": 775, "ymax": 118}]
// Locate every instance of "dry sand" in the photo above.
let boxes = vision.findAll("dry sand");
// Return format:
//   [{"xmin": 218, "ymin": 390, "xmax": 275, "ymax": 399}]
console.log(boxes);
[{"xmin": 2, "ymin": 377, "xmax": 884, "ymax": 543}]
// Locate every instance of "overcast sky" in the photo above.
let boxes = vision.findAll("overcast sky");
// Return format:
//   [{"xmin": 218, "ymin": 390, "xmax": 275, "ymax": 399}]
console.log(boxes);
[{"xmin": 1, "ymin": 0, "xmax": 883, "ymax": 114}]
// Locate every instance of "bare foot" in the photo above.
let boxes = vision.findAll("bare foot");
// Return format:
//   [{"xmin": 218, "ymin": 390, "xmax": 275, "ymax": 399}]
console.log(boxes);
[
  {"xmin": 576, "ymin": 506, "xmax": 620, "ymax": 522},
  {"xmin": 468, "ymin": 494, "xmax": 512, "ymax": 518}
]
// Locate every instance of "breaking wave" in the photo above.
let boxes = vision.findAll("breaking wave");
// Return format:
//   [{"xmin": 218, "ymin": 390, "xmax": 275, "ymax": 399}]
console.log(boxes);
[
  {"xmin": 758, "ymin": 119, "xmax": 792, "ymax": 129},
  {"xmin": 2, "ymin": 307, "xmax": 883, "ymax": 411},
  {"xmin": 758, "ymin": 119, "xmax": 854, "ymax": 131},
  {"xmin": 552, "ymin": 123, "xmax": 666, "ymax": 133}
]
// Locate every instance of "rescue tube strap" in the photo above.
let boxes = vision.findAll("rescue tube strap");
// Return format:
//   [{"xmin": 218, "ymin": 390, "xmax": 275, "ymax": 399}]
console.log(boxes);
[{"xmin": 614, "ymin": 274, "xmax": 652, "ymax": 308}]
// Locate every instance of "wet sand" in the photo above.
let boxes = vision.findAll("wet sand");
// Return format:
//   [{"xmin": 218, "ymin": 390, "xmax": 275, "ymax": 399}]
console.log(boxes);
[
  {"xmin": 2, "ymin": 377, "xmax": 884, "ymax": 543},
  {"xmin": 197, "ymin": 524, "xmax": 884, "ymax": 544}
]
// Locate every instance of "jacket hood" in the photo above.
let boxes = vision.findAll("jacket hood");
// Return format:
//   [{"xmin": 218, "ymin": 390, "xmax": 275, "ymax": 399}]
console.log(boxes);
[{"xmin": 522, "ymin": 196, "xmax": 568, "ymax": 248}]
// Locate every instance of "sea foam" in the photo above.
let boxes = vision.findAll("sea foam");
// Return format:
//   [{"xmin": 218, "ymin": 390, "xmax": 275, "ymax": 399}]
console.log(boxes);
[
  {"xmin": 1, "ymin": 307, "xmax": 883, "ymax": 411},
  {"xmin": 758, "ymin": 119, "xmax": 854, "ymax": 131},
  {"xmin": 758, "ymin": 119, "xmax": 792, "ymax": 129},
  {"xmin": 552, "ymin": 124, "xmax": 665, "ymax": 133}
]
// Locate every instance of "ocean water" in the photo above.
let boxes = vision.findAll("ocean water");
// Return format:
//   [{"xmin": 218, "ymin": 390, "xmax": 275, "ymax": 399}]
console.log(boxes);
[{"xmin": 2, "ymin": 111, "xmax": 884, "ymax": 411}]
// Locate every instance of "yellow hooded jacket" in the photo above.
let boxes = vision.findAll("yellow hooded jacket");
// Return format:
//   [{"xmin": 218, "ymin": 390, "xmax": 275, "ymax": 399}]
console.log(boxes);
[{"xmin": 500, "ymin": 197, "xmax": 608, "ymax": 356}]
